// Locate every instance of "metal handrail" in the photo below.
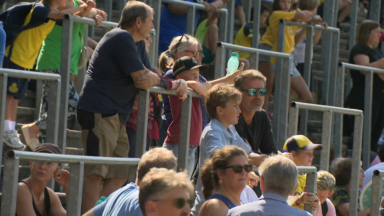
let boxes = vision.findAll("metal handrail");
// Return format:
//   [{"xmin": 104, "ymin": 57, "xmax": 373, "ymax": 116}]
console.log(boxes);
[
  {"xmin": 285, "ymin": 20, "xmax": 340, "ymax": 32},
  {"xmin": 371, "ymin": 170, "xmax": 384, "ymax": 216},
  {"xmin": 160, "ymin": 0, "xmax": 227, "ymax": 13},
  {"xmin": 342, "ymin": 62, "xmax": 384, "ymax": 74},
  {"xmin": 1, "ymin": 150, "xmax": 140, "ymax": 216},
  {"xmin": 288, "ymin": 102, "xmax": 363, "ymax": 216}
]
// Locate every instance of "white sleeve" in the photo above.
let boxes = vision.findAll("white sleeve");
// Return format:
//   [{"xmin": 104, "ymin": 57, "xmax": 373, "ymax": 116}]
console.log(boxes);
[{"xmin": 240, "ymin": 185, "xmax": 259, "ymax": 204}]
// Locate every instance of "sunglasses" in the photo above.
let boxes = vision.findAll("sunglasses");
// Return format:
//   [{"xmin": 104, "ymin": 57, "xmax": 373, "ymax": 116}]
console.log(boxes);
[
  {"xmin": 153, "ymin": 198, "xmax": 194, "ymax": 209},
  {"xmin": 241, "ymin": 88, "xmax": 267, "ymax": 96},
  {"xmin": 224, "ymin": 164, "xmax": 253, "ymax": 173},
  {"xmin": 175, "ymin": 34, "xmax": 190, "ymax": 52},
  {"xmin": 184, "ymin": 50, "xmax": 201, "ymax": 57}
]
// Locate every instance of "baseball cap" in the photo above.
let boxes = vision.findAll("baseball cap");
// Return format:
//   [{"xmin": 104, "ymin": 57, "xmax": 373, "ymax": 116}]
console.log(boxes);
[
  {"xmin": 35, "ymin": 143, "xmax": 62, "ymax": 154},
  {"xmin": 283, "ymin": 135, "xmax": 323, "ymax": 152},
  {"xmin": 173, "ymin": 56, "xmax": 208, "ymax": 77}
]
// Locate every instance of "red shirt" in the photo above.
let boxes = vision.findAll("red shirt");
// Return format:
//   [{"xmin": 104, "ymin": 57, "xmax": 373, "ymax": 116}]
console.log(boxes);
[{"xmin": 165, "ymin": 95, "xmax": 202, "ymax": 146}]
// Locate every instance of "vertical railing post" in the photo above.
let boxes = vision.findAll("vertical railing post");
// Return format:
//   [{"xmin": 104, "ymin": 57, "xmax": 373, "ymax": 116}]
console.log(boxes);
[
  {"xmin": 59, "ymin": 14, "xmax": 74, "ymax": 154},
  {"xmin": 178, "ymin": 93, "xmax": 193, "ymax": 171},
  {"xmin": 333, "ymin": 65, "xmax": 345, "ymax": 159},
  {"xmin": 249, "ymin": 53, "xmax": 257, "ymax": 70},
  {"xmin": 328, "ymin": 30, "xmax": 340, "ymax": 106},
  {"xmin": 350, "ymin": 113, "xmax": 363, "ymax": 216},
  {"xmin": 287, "ymin": 105, "xmax": 299, "ymax": 138},
  {"xmin": 363, "ymin": 71, "xmax": 373, "ymax": 169},
  {"xmin": 1, "ymin": 155, "xmax": 20, "ymax": 216},
  {"xmin": 226, "ymin": 1, "xmax": 235, "ymax": 44},
  {"xmin": 214, "ymin": 43, "xmax": 226, "ymax": 79},
  {"xmin": 371, "ymin": 170, "xmax": 383, "ymax": 216},
  {"xmin": 304, "ymin": 169, "xmax": 317, "ymax": 214},
  {"xmin": 347, "ymin": 0, "xmax": 359, "ymax": 94},
  {"xmin": 77, "ymin": 26, "xmax": 88, "ymax": 94},
  {"xmin": 46, "ymin": 80, "xmax": 61, "ymax": 145},
  {"xmin": 67, "ymin": 162, "xmax": 85, "ymax": 216},
  {"xmin": 320, "ymin": 110, "xmax": 333, "ymax": 171},
  {"xmin": 369, "ymin": 0, "xmax": 381, "ymax": 22},
  {"xmin": 35, "ymin": 80, "xmax": 43, "ymax": 119},
  {"xmin": 149, "ymin": 31, "xmax": 157, "ymax": 66},
  {"xmin": 218, "ymin": 10, "xmax": 228, "ymax": 43},
  {"xmin": 136, "ymin": 89, "xmax": 150, "ymax": 157},
  {"xmin": 104, "ymin": 0, "xmax": 113, "ymax": 21},
  {"xmin": 186, "ymin": 6, "xmax": 196, "ymax": 36},
  {"xmin": 153, "ymin": 0, "xmax": 161, "ymax": 57},
  {"xmin": 244, "ymin": 0, "xmax": 252, "ymax": 23},
  {"xmin": 252, "ymin": 0, "xmax": 261, "ymax": 64},
  {"xmin": 0, "ymin": 73, "xmax": 7, "ymax": 186}
]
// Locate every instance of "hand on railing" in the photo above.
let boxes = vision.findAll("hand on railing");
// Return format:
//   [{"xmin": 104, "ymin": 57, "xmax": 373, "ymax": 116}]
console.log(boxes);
[{"xmin": 172, "ymin": 79, "xmax": 188, "ymax": 100}]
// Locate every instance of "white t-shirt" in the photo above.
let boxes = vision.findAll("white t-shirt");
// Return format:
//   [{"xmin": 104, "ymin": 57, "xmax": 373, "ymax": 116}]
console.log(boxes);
[
  {"xmin": 241, "ymin": 185, "xmax": 259, "ymax": 203},
  {"xmin": 361, "ymin": 162, "xmax": 384, "ymax": 192}
]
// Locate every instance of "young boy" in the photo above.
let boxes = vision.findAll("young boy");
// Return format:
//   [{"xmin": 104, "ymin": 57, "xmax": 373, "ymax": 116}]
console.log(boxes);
[
  {"xmin": 283, "ymin": 135, "xmax": 322, "ymax": 211},
  {"xmin": 314, "ymin": 171, "xmax": 336, "ymax": 216},
  {"xmin": 192, "ymin": 84, "xmax": 268, "ymax": 216}
]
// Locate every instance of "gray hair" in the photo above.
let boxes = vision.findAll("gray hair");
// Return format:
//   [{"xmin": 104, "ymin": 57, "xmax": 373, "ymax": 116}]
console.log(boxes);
[
  {"xmin": 168, "ymin": 34, "xmax": 199, "ymax": 59},
  {"xmin": 119, "ymin": 1, "xmax": 154, "ymax": 28},
  {"xmin": 258, "ymin": 155, "xmax": 298, "ymax": 196}
]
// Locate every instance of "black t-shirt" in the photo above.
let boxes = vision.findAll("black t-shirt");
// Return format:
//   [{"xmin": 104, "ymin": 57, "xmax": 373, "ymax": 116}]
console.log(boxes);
[
  {"xmin": 349, "ymin": 43, "xmax": 384, "ymax": 93},
  {"xmin": 234, "ymin": 110, "xmax": 278, "ymax": 155},
  {"xmin": 77, "ymin": 28, "xmax": 152, "ymax": 123}
]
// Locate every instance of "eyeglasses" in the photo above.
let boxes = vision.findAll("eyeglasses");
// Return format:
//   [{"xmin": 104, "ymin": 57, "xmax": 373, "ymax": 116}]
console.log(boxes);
[
  {"xmin": 241, "ymin": 88, "xmax": 267, "ymax": 96},
  {"xmin": 152, "ymin": 198, "xmax": 194, "ymax": 209},
  {"xmin": 183, "ymin": 50, "xmax": 201, "ymax": 57},
  {"xmin": 223, "ymin": 164, "xmax": 253, "ymax": 173},
  {"xmin": 175, "ymin": 34, "xmax": 190, "ymax": 52}
]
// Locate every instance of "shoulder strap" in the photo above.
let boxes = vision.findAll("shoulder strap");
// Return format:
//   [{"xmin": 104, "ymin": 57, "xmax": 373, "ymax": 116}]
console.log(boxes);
[
  {"xmin": 44, "ymin": 187, "xmax": 51, "ymax": 216},
  {"xmin": 208, "ymin": 194, "xmax": 236, "ymax": 209},
  {"xmin": 19, "ymin": 181, "xmax": 43, "ymax": 216},
  {"xmin": 321, "ymin": 199, "xmax": 328, "ymax": 215}
]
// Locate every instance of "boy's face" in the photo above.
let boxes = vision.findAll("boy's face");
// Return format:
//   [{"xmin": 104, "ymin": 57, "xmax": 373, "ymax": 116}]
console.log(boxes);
[
  {"xmin": 219, "ymin": 100, "xmax": 242, "ymax": 126},
  {"xmin": 316, "ymin": 189, "xmax": 333, "ymax": 204},
  {"xmin": 176, "ymin": 68, "xmax": 199, "ymax": 82},
  {"xmin": 259, "ymin": 10, "xmax": 270, "ymax": 28},
  {"xmin": 292, "ymin": 149, "xmax": 314, "ymax": 166}
]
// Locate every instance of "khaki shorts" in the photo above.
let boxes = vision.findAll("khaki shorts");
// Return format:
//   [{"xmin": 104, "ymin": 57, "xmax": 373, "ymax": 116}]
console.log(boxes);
[{"xmin": 77, "ymin": 109, "xmax": 130, "ymax": 179}]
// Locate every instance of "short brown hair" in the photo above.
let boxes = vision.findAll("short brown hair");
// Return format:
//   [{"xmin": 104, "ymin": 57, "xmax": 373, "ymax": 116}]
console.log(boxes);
[
  {"xmin": 298, "ymin": 0, "xmax": 319, "ymax": 11},
  {"xmin": 205, "ymin": 85, "xmax": 242, "ymax": 119},
  {"xmin": 234, "ymin": 69, "xmax": 267, "ymax": 91},
  {"xmin": 139, "ymin": 168, "xmax": 194, "ymax": 215},
  {"xmin": 333, "ymin": 157, "xmax": 352, "ymax": 186},
  {"xmin": 119, "ymin": 1, "xmax": 154, "ymax": 28},
  {"xmin": 137, "ymin": 148, "xmax": 177, "ymax": 181},
  {"xmin": 317, "ymin": 170, "xmax": 336, "ymax": 191},
  {"xmin": 356, "ymin": 20, "xmax": 380, "ymax": 45}
]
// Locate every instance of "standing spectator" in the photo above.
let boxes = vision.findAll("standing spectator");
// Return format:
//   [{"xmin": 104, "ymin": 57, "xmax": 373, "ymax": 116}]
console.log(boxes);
[
  {"xmin": 16, "ymin": 144, "xmax": 70, "ymax": 216},
  {"xmin": 21, "ymin": 0, "xmax": 104, "ymax": 150},
  {"xmin": 83, "ymin": 147, "xmax": 177, "ymax": 216},
  {"xmin": 314, "ymin": 171, "xmax": 337, "ymax": 216},
  {"xmin": 329, "ymin": 158, "xmax": 370, "ymax": 216},
  {"xmin": 199, "ymin": 146, "xmax": 256, "ymax": 216},
  {"xmin": 1, "ymin": 0, "xmax": 87, "ymax": 149},
  {"xmin": 233, "ymin": 70, "xmax": 277, "ymax": 155},
  {"xmin": 139, "ymin": 168, "xmax": 195, "ymax": 216},
  {"xmin": 76, "ymin": 2, "xmax": 187, "ymax": 213},
  {"xmin": 226, "ymin": 155, "xmax": 312, "ymax": 216},
  {"xmin": 344, "ymin": 20, "xmax": 384, "ymax": 152}
]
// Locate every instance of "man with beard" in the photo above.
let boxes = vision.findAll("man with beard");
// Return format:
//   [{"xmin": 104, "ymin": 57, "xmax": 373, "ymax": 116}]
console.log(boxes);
[{"xmin": 234, "ymin": 70, "xmax": 278, "ymax": 155}]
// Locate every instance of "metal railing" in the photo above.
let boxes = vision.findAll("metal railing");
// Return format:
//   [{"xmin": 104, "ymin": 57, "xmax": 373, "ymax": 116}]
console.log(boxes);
[
  {"xmin": 0, "ymin": 69, "xmax": 61, "ymax": 187},
  {"xmin": 0, "ymin": 150, "xmax": 140, "ymax": 216},
  {"xmin": 152, "ymin": 0, "xmax": 228, "ymax": 62},
  {"xmin": 289, "ymin": 102, "xmax": 363, "ymax": 216},
  {"xmin": 335, "ymin": 62, "xmax": 384, "ymax": 169},
  {"xmin": 371, "ymin": 170, "xmax": 384, "ymax": 216},
  {"xmin": 214, "ymin": 42, "xmax": 291, "ymax": 147}
]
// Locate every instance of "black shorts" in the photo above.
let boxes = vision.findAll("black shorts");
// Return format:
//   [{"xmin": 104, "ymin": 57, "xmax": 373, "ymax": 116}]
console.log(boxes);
[{"xmin": 4, "ymin": 57, "xmax": 29, "ymax": 99}]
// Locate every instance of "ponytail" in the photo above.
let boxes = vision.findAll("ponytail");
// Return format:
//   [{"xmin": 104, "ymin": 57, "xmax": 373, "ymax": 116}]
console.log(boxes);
[
  {"xmin": 158, "ymin": 50, "xmax": 174, "ymax": 74},
  {"xmin": 201, "ymin": 159, "xmax": 218, "ymax": 200}
]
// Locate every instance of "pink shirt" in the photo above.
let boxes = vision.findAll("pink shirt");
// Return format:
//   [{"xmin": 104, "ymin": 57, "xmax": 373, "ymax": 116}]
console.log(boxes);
[{"xmin": 314, "ymin": 198, "xmax": 336, "ymax": 216}]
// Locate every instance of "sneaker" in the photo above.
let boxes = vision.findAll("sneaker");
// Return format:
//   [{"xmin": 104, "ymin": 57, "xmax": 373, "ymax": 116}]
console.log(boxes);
[
  {"xmin": 21, "ymin": 124, "xmax": 40, "ymax": 151},
  {"xmin": 3, "ymin": 130, "xmax": 25, "ymax": 149}
]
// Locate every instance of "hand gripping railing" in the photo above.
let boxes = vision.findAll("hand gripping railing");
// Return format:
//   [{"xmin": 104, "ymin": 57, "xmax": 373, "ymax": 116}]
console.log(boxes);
[
  {"xmin": 215, "ymin": 42, "xmax": 291, "ymax": 147},
  {"xmin": 0, "ymin": 69, "xmax": 61, "ymax": 185},
  {"xmin": 288, "ymin": 102, "xmax": 363, "ymax": 216},
  {"xmin": 371, "ymin": 170, "xmax": 384, "ymax": 216},
  {"xmin": 152, "ymin": 0, "xmax": 228, "ymax": 61},
  {"xmin": 0, "ymin": 150, "xmax": 140, "ymax": 216},
  {"xmin": 336, "ymin": 62, "xmax": 384, "ymax": 169}
]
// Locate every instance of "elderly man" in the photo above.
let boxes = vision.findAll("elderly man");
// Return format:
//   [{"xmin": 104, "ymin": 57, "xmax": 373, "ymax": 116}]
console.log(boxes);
[
  {"xmin": 77, "ymin": 1, "xmax": 187, "ymax": 213},
  {"xmin": 226, "ymin": 155, "xmax": 313, "ymax": 216},
  {"xmin": 234, "ymin": 70, "xmax": 277, "ymax": 155}
]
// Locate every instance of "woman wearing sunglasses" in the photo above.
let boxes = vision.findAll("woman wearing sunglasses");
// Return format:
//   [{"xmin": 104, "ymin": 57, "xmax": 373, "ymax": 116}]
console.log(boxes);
[{"xmin": 198, "ymin": 146, "xmax": 256, "ymax": 216}]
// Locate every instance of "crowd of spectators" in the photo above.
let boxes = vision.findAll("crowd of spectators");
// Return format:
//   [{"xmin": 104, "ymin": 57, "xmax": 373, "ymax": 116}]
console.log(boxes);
[{"xmin": 3, "ymin": 0, "xmax": 384, "ymax": 215}]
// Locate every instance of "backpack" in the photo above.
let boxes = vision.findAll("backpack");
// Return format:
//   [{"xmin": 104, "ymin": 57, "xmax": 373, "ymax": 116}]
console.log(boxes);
[{"xmin": 0, "ymin": 2, "xmax": 45, "ymax": 47}]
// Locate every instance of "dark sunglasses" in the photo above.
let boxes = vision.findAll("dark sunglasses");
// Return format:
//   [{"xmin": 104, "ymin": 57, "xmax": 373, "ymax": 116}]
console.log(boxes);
[
  {"xmin": 153, "ymin": 198, "xmax": 194, "ymax": 209},
  {"xmin": 241, "ymin": 88, "xmax": 267, "ymax": 96},
  {"xmin": 175, "ymin": 34, "xmax": 190, "ymax": 52},
  {"xmin": 224, "ymin": 164, "xmax": 253, "ymax": 173}
]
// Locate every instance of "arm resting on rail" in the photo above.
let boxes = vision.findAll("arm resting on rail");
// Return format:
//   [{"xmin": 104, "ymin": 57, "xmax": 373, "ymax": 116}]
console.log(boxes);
[{"xmin": 353, "ymin": 55, "xmax": 384, "ymax": 80}]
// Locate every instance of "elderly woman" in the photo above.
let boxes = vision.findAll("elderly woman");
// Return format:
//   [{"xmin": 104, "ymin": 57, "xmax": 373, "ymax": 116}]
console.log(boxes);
[
  {"xmin": 344, "ymin": 20, "xmax": 384, "ymax": 153},
  {"xmin": 16, "ymin": 144, "xmax": 70, "ymax": 216}
]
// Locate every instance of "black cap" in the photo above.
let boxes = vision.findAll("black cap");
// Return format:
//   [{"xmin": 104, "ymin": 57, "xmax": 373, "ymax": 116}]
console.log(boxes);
[{"xmin": 173, "ymin": 56, "xmax": 208, "ymax": 77}]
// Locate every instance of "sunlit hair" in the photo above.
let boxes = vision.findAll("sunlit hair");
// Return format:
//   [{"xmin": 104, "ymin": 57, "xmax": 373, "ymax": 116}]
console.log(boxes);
[
  {"xmin": 234, "ymin": 69, "xmax": 267, "ymax": 91},
  {"xmin": 317, "ymin": 170, "xmax": 336, "ymax": 191},
  {"xmin": 119, "ymin": 1, "xmax": 154, "ymax": 28},
  {"xmin": 205, "ymin": 85, "xmax": 242, "ymax": 119}
]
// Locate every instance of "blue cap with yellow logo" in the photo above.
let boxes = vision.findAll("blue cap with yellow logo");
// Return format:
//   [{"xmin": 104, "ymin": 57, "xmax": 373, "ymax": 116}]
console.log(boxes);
[
  {"xmin": 173, "ymin": 56, "xmax": 208, "ymax": 77},
  {"xmin": 283, "ymin": 135, "xmax": 323, "ymax": 152}
]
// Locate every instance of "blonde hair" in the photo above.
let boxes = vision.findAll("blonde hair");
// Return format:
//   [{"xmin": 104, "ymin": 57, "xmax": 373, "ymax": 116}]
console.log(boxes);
[
  {"xmin": 139, "ymin": 168, "xmax": 194, "ymax": 215},
  {"xmin": 356, "ymin": 20, "xmax": 380, "ymax": 46},
  {"xmin": 205, "ymin": 85, "xmax": 242, "ymax": 119},
  {"xmin": 137, "ymin": 147, "xmax": 177, "ymax": 181},
  {"xmin": 234, "ymin": 69, "xmax": 267, "ymax": 90},
  {"xmin": 317, "ymin": 170, "xmax": 336, "ymax": 191},
  {"xmin": 298, "ymin": 0, "xmax": 319, "ymax": 11}
]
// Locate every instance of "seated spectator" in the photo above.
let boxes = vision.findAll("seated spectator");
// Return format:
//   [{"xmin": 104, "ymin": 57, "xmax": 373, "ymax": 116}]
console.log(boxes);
[
  {"xmin": 314, "ymin": 171, "xmax": 337, "ymax": 216},
  {"xmin": 16, "ymin": 144, "xmax": 69, "ymax": 215},
  {"xmin": 329, "ymin": 158, "xmax": 370, "ymax": 216},
  {"xmin": 343, "ymin": 20, "xmax": 384, "ymax": 153},
  {"xmin": 195, "ymin": 11, "xmax": 220, "ymax": 64},
  {"xmin": 199, "ymin": 146, "xmax": 257, "ymax": 216},
  {"xmin": 138, "ymin": 168, "xmax": 194, "ymax": 216},
  {"xmin": 233, "ymin": 70, "xmax": 277, "ymax": 155},
  {"xmin": 283, "ymin": 135, "xmax": 321, "ymax": 211},
  {"xmin": 192, "ymin": 85, "xmax": 268, "ymax": 216},
  {"xmin": 362, "ymin": 144, "xmax": 384, "ymax": 190},
  {"xmin": 226, "ymin": 155, "xmax": 312, "ymax": 216},
  {"xmin": 83, "ymin": 147, "xmax": 177, "ymax": 216}
]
